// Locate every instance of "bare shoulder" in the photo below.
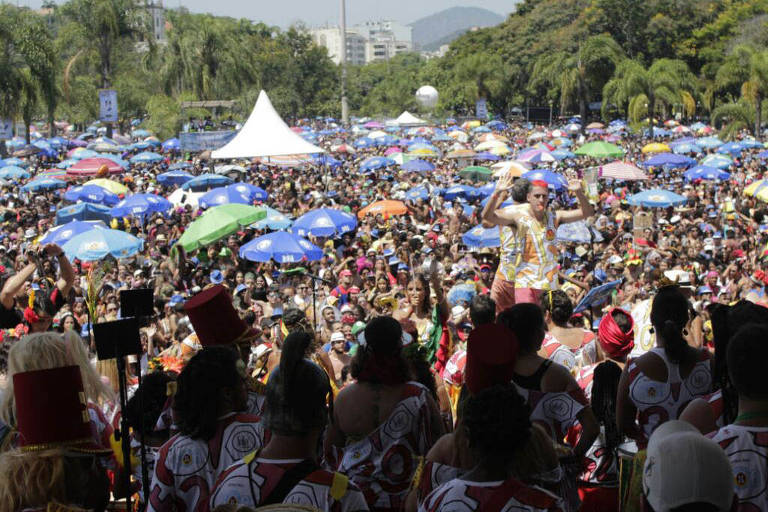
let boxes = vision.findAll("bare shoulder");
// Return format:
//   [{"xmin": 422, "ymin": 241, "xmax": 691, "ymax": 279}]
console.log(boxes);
[
  {"xmin": 542, "ymin": 361, "xmax": 579, "ymax": 393},
  {"xmin": 425, "ymin": 433, "xmax": 456, "ymax": 464}
]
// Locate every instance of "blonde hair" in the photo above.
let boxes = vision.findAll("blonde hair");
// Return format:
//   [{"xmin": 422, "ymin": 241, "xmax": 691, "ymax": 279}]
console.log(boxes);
[
  {"xmin": 0, "ymin": 331, "xmax": 114, "ymax": 427},
  {"xmin": 0, "ymin": 448, "xmax": 68, "ymax": 512}
]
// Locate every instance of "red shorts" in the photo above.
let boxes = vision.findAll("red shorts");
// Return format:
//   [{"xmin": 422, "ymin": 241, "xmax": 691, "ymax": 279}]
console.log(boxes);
[
  {"xmin": 514, "ymin": 287, "xmax": 542, "ymax": 305},
  {"xmin": 490, "ymin": 276, "xmax": 516, "ymax": 316}
]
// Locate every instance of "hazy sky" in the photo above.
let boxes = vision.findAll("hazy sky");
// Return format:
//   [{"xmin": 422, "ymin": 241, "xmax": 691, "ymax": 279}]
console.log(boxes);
[{"xmin": 28, "ymin": 0, "xmax": 515, "ymax": 28}]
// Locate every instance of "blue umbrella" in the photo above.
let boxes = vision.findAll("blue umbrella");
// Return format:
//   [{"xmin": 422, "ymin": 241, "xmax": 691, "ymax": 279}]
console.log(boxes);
[
  {"xmin": 56, "ymin": 159, "xmax": 78, "ymax": 169},
  {"xmin": 130, "ymin": 151, "xmax": 163, "ymax": 164},
  {"xmin": 21, "ymin": 177, "xmax": 67, "ymax": 192},
  {"xmin": 0, "ymin": 166, "xmax": 30, "ymax": 180},
  {"xmin": 239, "ymin": 231, "xmax": 323, "ymax": 264},
  {"xmin": 627, "ymin": 189, "xmax": 687, "ymax": 208},
  {"xmin": 55, "ymin": 203, "xmax": 113, "ymax": 225},
  {"xmin": 251, "ymin": 206, "xmax": 292, "ymax": 230},
  {"xmin": 641, "ymin": 153, "xmax": 695, "ymax": 169},
  {"xmin": 64, "ymin": 185, "xmax": 120, "ymax": 206},
  {"xmin": 181, "ymin": 173, "xmax": 234, "ymax": 191},
  {"xmin": 739, "ymin": 138, "xmax": 763, "ymax": 149},
  {"xmin": 684, "ymin": 166, "xmax": 730, "ymax": 181},
  {"xmin": 401, "ymin": 159, "xmax": 435, "ymax": 172},
  {"xmin": 131, "ymin": 129, "xmax": 151, "ymax": 138},
  {"xmin": 111, "ymin": 193, "xmax": 171, "ymax": 217},
  {"xmin": 556, "ymin": 221, "xmax": 604, "ymax": 243},
  {"xmin": 40, "ymin": 220, "xmax": 106, "ymax": 245},
  {"xmin": 443, "ymin": 184, "xmax": 479, "ymax": 200},
  {"xmin": 354, "ymin": 137, "xmax": 375, "ymax": 148},
  {"xmin": 479, "ymin": 195, "xmax": 514, "ymax": 208},
  {"xmin": 130, "ymin": 141, "xmax": 152, "ymax": 150},
  {"xmin": 157, "ymin": 170, "xmax": 194, "ymax": 186},
  {"xmin": 551, "ymin": 149, "xmax": 576, "ymax": 160},
  {"xmin": 71, "ymin": 149, "xmax": 99, "ymax": 160},
  {"xmin": 521, "ymin": 169, "xmax": 568, "ymax": 190},
  {"xmin": 405, "ymin": 186, "xmax": 430, "ymax": 201},
  {"xmin": 758, "ymin": 150, "xmax": 768, "ymax": 160},
  {"xmin": 199, "ymin": 183, "xmax": 265, "ymax": 209},
  {"xmin": 474, "ymin": 151, "xmax": 501, "ymax": 161},
  {"xmin": 360, "ymin": 156, "xmax": 395, "ymax": 172},
  {"xmin": 671, "ymin": 143, "xmax": 702, "ymax": 154},
  {"xmin": 48, "ymin": 136, "xmax": 69, "ymax": 148},
  {"xmin": 574, "ymin": 279, "xmax": 622, "ymax": 313},
  {"xmin": 161, "ymin": 138, "xmax": 181, "ymax": 151},
  {"xmin": 716, "ymin": 142, "xmax": 744, "ymax": 156},
  {"xmin": 477, "ymin": 181, "xmax": 497, "ymax": 197},
  {"xmin": 168, "ymin": 161, "xmax": 193, "ymax": 170},
  {"xmin": 2, "ymin": 157, "xmax": 27, "ymax": 167},
  {"xmin": 291, "ymin": 208, "xmax": 357, "ymax": 237},
  {"xmin": 701, "ymin": 154, "xmax": 733, "ymax": 169},
  {"xmin": 62, "ymin": 228, "xmax": 144, "ymax": 261},
  {"xmin": 696, "ymin": 136, "xmax": 724, "ymax": 149},
  {"xmin": 312, "ymin": 154, "xmax": 342, "ymax": 168},
  {"xmin": 462, "ymin": 225, "xmax": 500, "ymax": 249}
]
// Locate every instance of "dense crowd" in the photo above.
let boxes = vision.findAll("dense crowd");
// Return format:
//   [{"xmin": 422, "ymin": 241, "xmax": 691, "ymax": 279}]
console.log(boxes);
[{"xmin": 0, "ymin": 115, "xmax": 767, "ymax": 512}]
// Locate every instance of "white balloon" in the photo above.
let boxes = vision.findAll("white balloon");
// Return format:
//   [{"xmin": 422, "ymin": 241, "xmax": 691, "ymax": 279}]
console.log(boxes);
[{"xmin": 415, "ymin": 85, "xmax": 438, "ymax": 109}]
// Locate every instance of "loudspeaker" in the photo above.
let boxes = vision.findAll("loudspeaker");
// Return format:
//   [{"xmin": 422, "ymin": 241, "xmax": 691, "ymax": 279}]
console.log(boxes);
[{"xmin": 120, "ymin": 288, "xmax": 154, "ymax": 318}]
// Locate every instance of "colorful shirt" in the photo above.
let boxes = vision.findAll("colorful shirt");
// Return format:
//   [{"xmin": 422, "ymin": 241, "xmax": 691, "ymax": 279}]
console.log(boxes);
[
  {"xmin": 513, "ymin": 209, "xmax": 559, "ymax": 290},
  {"xmin": 495, "ymin": 204, "xmax": 526, "ymax": 282},
  {"xmin": 418, "ymin": 477, "xmax": 564, "ymax": 512},
  {"xmin": 415, "ymin": 460, "xmax": 465, "ymax": 507},
  {"xmin": 629, "ymin": 299, "xmax": 654, "ymax": 358},
  {"xmin": 541, "ymin": 331, "xmax": 596, "ymax": 372},
  {"xmin": 514, "ymin": 384, "xmax": 587, "ymax": 444},
  {"xmin": 210, "ymin": 454, "xmax": 369, "ymax": 511},
  {"xmin": 147, "ymin": 412, "xmax": 267, "ymax": 512},
  {"xmin": 325, "ymin": 382, "xmax": 439, "ymax": 511},
  {"xmin": 626, "ymin": 348, "xmax": 712, "ymax": 447},
  {"xmin": 711, "ymin": 424, "xmax": 768, "ymax": 511}
]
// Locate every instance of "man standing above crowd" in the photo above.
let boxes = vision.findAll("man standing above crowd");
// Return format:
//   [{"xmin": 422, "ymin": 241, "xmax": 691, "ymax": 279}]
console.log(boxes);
[{"xmin": 482, "ymin": 172, "xmax": 594, "ymax": 305}]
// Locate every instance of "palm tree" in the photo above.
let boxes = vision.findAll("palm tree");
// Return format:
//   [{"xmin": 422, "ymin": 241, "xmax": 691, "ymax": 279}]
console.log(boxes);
[
  {"xmin": 602, "ymin": 58, "xmax": 696, "ymax": 137},
  {"xmin": 529, "ymin": 34, "xmax": 623, "ymax": 132},
  {"xmin": 712, "ymin": 100, "xmax": 754, "ymax": 141},
  {"xmin": 716, "ymin": 45, "xmax": 768, "ymax": 136}
]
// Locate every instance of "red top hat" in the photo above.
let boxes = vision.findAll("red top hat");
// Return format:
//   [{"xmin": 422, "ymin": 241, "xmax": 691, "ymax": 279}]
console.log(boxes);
[
  {"xmin": 465, "ymin": 324, "xmax": 519, "ymax": 394},
  {"xmin": 184, "ymin": 285, "xmax": 254, "ymax": 347},
  {"xmin": 13, "ymin": 366, "xmax": 110, "ymax": 453}
]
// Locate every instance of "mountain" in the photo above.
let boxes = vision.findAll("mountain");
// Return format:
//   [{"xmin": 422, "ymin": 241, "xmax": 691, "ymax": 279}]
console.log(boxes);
[{"xmin": 408, "ymin": 6, "xmax": 506, "ymax": 51}]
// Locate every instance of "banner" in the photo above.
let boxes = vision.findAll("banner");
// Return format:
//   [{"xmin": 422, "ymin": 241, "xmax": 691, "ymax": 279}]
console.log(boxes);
[
  {"xmin": 475, "ymin": 98, "xmax": 488, "ymax": 119},
  {"xmin": 98, "ymin": 89, "xmax": 118, "ymax": 123},
  {"xmin": 179, "ymin": 131, "xmax": 237, "ymax": 152},
  {"xmin": 0, "ymin": 119, "xmax": 11, "ymax": 139}
]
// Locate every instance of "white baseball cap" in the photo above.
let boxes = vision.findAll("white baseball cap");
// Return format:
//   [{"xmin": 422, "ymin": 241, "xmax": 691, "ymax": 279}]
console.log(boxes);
[{"xmin": 643, "ymin": 420, "xmax": 734, "ymax": 512}]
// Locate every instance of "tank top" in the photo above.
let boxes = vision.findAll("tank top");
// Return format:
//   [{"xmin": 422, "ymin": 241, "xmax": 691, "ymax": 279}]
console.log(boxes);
[
  {"xmin": 495, "ymin": 204, "xmax": 525, "ymax": 282},
  {"xmin": 512, "ymin": 359, "xmax": 553, "ymax": 391},
  {"xmin": 627, "ymin": 347, "xmax": 712, "ymax": 447},
  {"xmin": 541, "ymin": 330, "xmax": 596, "ymax": 372},
  {"xmin": 513, "ymin": 209, "xmax": 559, "ymax": 290}
]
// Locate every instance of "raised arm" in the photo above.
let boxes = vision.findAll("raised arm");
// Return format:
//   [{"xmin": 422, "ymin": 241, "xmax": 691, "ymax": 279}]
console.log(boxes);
[
  {"xmin": 45, "ymin": 244, "xmax": 75, "ymax": 297},
  {"xmin": 480, "ymin": 172, "xmax": 520, "ymax": 227},
  {"xmin": 1, "ymin": 258, "xmax": 36, "ymax": 309},
  {"xmin": 557, "ymin": 179, "xmax": 595, "ymax": 224}
]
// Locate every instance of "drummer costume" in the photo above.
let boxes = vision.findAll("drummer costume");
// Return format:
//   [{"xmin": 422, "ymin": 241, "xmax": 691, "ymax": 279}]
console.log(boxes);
[{"xmin": 147, "ymin": 286, "xmax": 268, "ymax": 512}]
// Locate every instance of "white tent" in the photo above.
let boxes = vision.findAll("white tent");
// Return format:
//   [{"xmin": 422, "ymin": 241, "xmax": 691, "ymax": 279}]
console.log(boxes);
[
  {"xmin": 395, "ymin": 111, "xmax": 427, "ymax": 126},
  {"xmin": 212, "ymin": 90, "xmax": 325, "ymax": 159}
]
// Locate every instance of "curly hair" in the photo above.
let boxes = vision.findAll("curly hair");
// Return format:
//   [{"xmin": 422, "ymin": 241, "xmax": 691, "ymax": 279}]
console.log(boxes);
[
  {"xmin": 540, "ymin": 290, "xmax": 573, "ymax": 326},
  {"xmin": 407, "ymin": 274, "xmax": 432, "ymax": 316},
  {"xmin": 0, "ymin": 448, "xmax": 68, "ymax": 512},
  {"xmin": 125, "ymin": 371, "xmax": 176, "ymax": 436},
  {"xmin": 173, "ymin": 346, "xmax": 241, "ymax": 440},
  {"xmin": 463, "ymin": 384, "xmax": 532, "ymax": 466}
]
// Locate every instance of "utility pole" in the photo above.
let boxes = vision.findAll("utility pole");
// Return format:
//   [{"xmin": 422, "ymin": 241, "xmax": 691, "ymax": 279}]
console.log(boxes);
[{"xmin": 340, "ymin": 0, "xmax": 349, "ymax": 126}]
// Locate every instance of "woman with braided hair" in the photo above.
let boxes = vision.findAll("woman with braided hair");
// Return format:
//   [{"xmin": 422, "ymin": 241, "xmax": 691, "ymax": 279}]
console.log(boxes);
[
  {"xmin": 539, "ymin": 290, "xmax": 596, "ymax": 372},
  {"xmin": 419, "ymin": 384, "xmax": 564, "ymax": 512},
  {"xmin": 210, "ymin": 331, "xmax": 368, "ymax": 510}
]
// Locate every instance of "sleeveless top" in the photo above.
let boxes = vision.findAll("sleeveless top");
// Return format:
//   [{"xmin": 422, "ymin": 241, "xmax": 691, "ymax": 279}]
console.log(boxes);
[
  {"xmin": 325, "ymin": 381, "xmax": 438, "ymax": 512},
  {"xmin": 513, "ymin": 210, "xmax": 559, "ymax": 290},
  {"xmin": 627, "ymin": 347, "xmax": 712, "ymax": 447},
  {"xmin": 419, "ymin": 476, "xmax": 564, "ymax": 512},
  {"xmin": 512, "ymin": 360, "xmax": 553, "ymax": 391},
  {"xmin": 495, "ymin": 204, "xmax": 525, "ymax": 282},
  {"xmin": 541, "ymin": 331, "xmax": 596, "ymax": 372},
  {"xmin": 629, "ymin": 299, "xmax": 654, "ymax": 357},
  {"xmin": 711, "ymin": 424, "xmax": 768, "ymax": 511}
]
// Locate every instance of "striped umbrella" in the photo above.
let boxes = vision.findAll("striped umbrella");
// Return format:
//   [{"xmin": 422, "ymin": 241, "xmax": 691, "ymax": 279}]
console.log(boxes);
[
  {"xmin": 38, "ymin": 168, "xmax": 68, "ymax": 180},
  {"xmin": 598, "ymin": 162, "xmax": 649, "ymax": 181}
]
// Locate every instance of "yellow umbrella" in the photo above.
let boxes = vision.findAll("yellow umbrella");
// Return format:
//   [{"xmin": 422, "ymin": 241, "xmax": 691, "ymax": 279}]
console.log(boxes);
[
  {"xmin": 744, "ymin": 180, "xmax": 768, "ymax": 197},
  {"xmin": 446, "ymin": 149, "xmax": 477, "ymax": 159},
  {"xmin": 408, "ymin": 147, "xmax": 438, "ymax": 157},
  {"xmin": 756, "ymin": 187, "xmax": 768, "ymax": 203},
  {"xmin": 641, "ymin": 143, "xmax": 671, "ymax": 154},
  {"xmin": 462, "ymin": 120, "xmax": 481, "ymax": 129},
  {"xmin": 85, "ymin": 178, "xmax": 129, "ymax": 195},
  {"xmin": 448, "ymin": 130, "xmax": 468, "ymax": 142},
  {"xmin": 489, "ymin": 145, "xmax": 511, "ymax": 156},
  {"xmin": 477, "ymin": 133, "xmax": 509, "ymax": 143},
  {"xmin": 491, "ymin": 160, "xmax": 529, "ymax": 177}
]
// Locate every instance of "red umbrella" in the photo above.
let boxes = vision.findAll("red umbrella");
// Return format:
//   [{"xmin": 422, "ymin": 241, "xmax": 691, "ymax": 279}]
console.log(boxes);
[
  {"xmin": 599, "ymin": 161, "xmax": 649, "ymax": 181},
  {"xmin": 66, "ymin": 158, "xmax": 125, "ymax": 176}
]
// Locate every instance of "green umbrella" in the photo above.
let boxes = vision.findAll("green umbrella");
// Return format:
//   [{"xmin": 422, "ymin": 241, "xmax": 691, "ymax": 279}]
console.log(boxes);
[
  {"xmin": 175, "ymin": 204, "xmax": 266, "ymax": 252},
  {"xmin": 574, "ymin": 141, "xmax": 624, "ymax": 159},
  {"xmin": 459, "ymin": 165, "xmax": 493, "ymax": 181}
]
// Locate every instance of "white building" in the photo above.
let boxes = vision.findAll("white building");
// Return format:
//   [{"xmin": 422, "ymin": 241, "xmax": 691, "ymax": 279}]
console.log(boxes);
[
  {"xmin": 310, "ymin": 20, "xmax": 412, "ymax": 65},
  {"xmin": 310, "ymin": 28, "xmax": 367, "ymax": 66},
  {"xmin": 146, "ymin": 0, "xmax": 166, "ymax": 42}
]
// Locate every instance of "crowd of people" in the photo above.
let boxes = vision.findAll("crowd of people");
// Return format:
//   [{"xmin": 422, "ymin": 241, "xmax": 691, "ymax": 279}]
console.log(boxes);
[{"xmin": 0, "ymin": 114, "xmax": 767, "ymax": 512}]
